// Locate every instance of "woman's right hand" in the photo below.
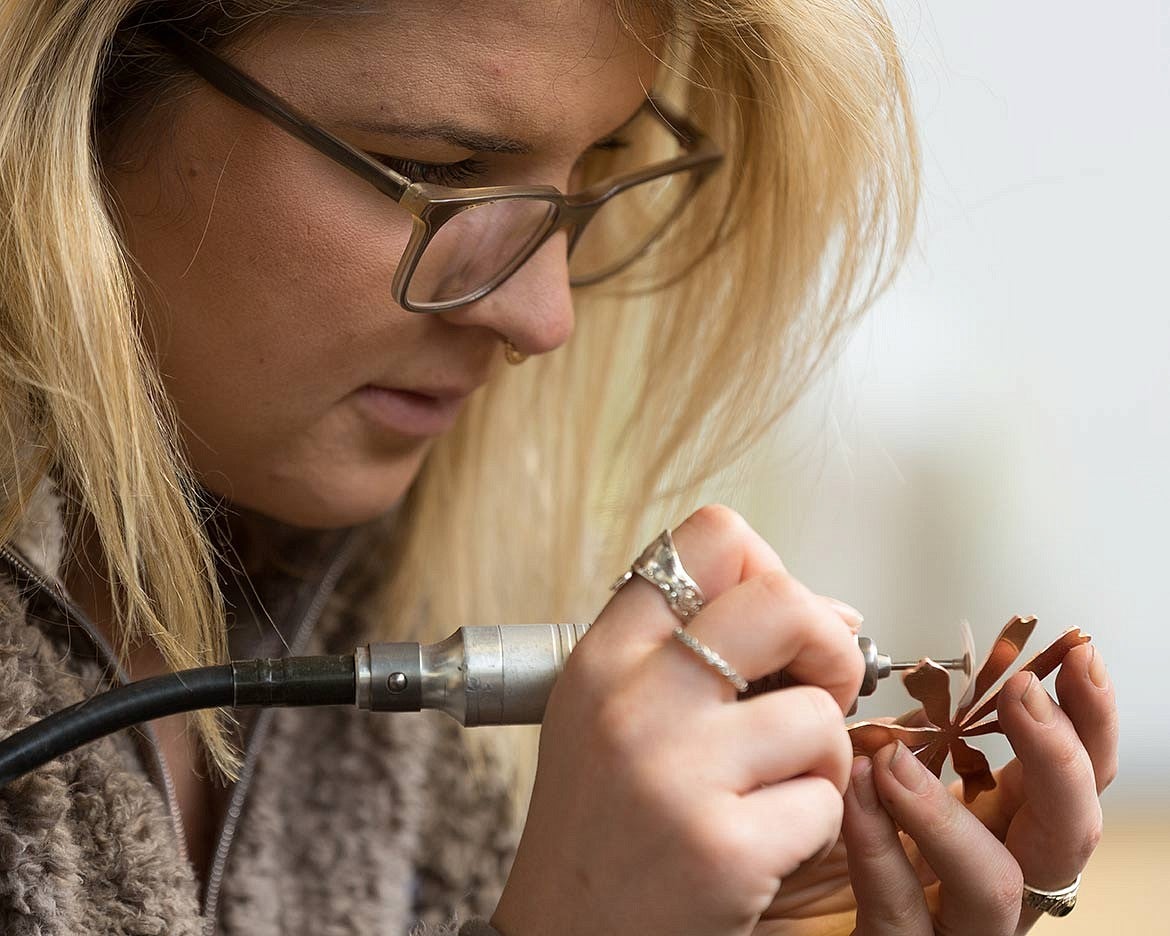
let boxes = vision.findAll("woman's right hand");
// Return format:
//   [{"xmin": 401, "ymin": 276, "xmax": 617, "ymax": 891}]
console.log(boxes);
[{"xmin": 489, "ymin": 504, "xmax": 866, "ymax": 936}]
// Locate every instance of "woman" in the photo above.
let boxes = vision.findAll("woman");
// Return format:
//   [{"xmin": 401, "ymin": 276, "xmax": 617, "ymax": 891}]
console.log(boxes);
[{"xmin": 0, "ymin": 1, "xmax": 1117, "ymax": 934}]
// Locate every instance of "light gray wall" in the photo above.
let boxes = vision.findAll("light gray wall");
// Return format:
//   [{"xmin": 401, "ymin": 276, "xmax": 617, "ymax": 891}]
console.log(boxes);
[{"xmin": 721, "ymin": 1, "xmax": 1167, "ymax": 802}]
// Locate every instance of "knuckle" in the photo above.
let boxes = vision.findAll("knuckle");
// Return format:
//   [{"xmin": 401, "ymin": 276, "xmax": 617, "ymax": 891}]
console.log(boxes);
[
  {"xmin": 801, "ymin": 685, "xmax": 844, "ymax": 733},
  {"xmin": 558, "ymin": 634, "xmax": 631, "ymax": 706},
  {"xmin": 775, "ymin": 690, "xmax": 851, "ymax": 789},
  {"xmin": 852, "ymin": 823, "xmax": 901, "ymax": 867},
  {"xmin": 1098, "ymin": 753, "xmax": 1119, "ymax": 790},
  {"xmin": 562, "ymin": 634, "xmax": 611, "ymax": 686},
  {"xmin": 840, "ymin": 632, "xmax": 867, "ymax": 690},
  {"xmin": 813, "ymin": 775, "xmax": 845, "ymax": 826},
  {"xmin": 868, "ymin": 901, "xmax": 923, "ymax": 931},
  {"xmin": 830, "ymin": 726, "xmax": 855, "ymax": 789},
  {"xmin": 927, "ymin": 794, "xmax": 968, "ymax": 839},
  {"xmin": 755, "ymin": 567, "xmax": 802, "ymax": 606},
  {"xmin": 681, "ymin": 808, "xmax": 753, "ymax": 872},
  {"xmin": 810, "ymin": 778, "xmax": 845, "ymax": 852},
  {"xmin": 1078, "ymin": 804, "xmax": 1104, "ymax": 863},
  {"xmin": 787, "ymin": 581, "xmax": 846, "ymax": 642},
  {"xmin": 689, "ymin": 503, "xmax": 749, "ymax": 542},
  {"xmin": 776, "ymin": 777, "xmax": 842, "ymax": 857},
  {"xmin": 985, "ymin": 861, "xmax": 1024, "ymax": 925},
  {"xmin": 756, "ymin": 573, "xmax": 832, "ymax": 644},
  {"xmin": 593, "ymin": 692, "xmax": 650, "ymax": 760},
  {"xmin": 1048, "ymin": 734, "xmax": 1089, "ymax": 775},
  {"xmin": 775, "ymin": 685, "xmax": 840, "ymax": 738}
]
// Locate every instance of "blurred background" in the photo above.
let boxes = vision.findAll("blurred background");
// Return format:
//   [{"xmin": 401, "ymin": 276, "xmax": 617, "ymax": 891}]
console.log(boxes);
[{"xmin": 697, "ymin": 2, "xmax": 1167, "ymax": 930}]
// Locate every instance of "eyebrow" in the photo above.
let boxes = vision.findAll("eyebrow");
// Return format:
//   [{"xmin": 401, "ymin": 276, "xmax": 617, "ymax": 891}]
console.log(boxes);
[{"xmin": 338, "ymin": 98, "xmax": 649, "ymax": 155}]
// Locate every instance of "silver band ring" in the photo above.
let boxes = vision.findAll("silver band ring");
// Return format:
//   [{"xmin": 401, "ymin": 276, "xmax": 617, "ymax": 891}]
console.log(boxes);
[
  {"xmin": 1022, "ymin": 874, "xmax": 1081, "ymax": 917},
  {"xmin": 610, "ymin": 529, "xmax": 706, "ymax": 623},
  {"xmin": 671, "ymin": 626, "xmax": 749, "ymax": 692},
  {"xmin": 613, "ymin": 529, "xmax": 745, "ymax": 692}
]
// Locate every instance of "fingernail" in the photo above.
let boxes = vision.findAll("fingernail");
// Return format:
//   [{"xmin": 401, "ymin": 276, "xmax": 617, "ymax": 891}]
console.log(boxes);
[
  {"xmin": 826, "ymin": 598, "xmax": 864, "ymax": 632},
  {"xmin": 883, "ymin": 741, "xmax": 931, "ymax": 794},
  {"xmin": 1021, "ymin": 672, "xmax": 1055, "ymax": 724},
  {"xmin": 1088, "ymin": 646, "xmax": 1109, "ymax": 690},
  {"xmin": 851, "ymin": 757, "xmax": 882, "ymax": 815}
]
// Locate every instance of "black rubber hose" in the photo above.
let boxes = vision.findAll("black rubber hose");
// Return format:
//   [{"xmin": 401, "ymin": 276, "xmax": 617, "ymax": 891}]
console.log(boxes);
[
  {"xmin": 231, "ymin": 655, "xmax": 355, "ymax": 707},
  {"xmin": 0, "ymin": 655, "xmax": 356, "ymax": 788},
  {"xmin": 0, "ymin": 665, "xmax": 234, "ymax": 787}
]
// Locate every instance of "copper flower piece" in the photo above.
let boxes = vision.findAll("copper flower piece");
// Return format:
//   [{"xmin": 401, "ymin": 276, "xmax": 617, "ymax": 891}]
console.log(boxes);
[{"xmin": 848, "ymin": 616, "xmax": 1092, "ymax": 802}]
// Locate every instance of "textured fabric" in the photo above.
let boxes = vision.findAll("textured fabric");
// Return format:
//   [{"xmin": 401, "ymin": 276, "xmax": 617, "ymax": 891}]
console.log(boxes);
[
  {"xmin": 0, "ymin": 477, "xmax": 515, "ymax": 936},
  {"xmin": 455, "ymin": 920, "xmax": 510, "ymax": 936},
  {"xmin": 0, "ymin": 579, "xmax": 205, "ymax": 936}
]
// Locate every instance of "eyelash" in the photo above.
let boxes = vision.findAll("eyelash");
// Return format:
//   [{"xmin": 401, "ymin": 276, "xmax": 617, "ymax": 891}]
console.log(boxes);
[
  {"xmin": 372, "ymin": 156, "xmax": 490, "ymax": 186},
  {"xmin": 370, "ymin": 137, "xmax": 631, "ymax": 187}
]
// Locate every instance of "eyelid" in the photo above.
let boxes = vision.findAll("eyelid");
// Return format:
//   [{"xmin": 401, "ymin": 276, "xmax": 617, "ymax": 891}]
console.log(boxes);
[
  {"xmin": 367, "ymin": 153, "xmax": 489, "ymax": 186},
  {"xmin": 591, "ymin": 137, "xmax": 631, "ymax": 151},
  {"xmin": 368, "ymin": 135, "xmax": 631, "ymax": 171}
]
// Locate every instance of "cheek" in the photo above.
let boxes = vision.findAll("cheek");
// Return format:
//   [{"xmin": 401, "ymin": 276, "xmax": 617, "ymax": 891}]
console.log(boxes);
[{"xmin": 112, "ymin": 114, "xmax": 423, "ymax": 520}]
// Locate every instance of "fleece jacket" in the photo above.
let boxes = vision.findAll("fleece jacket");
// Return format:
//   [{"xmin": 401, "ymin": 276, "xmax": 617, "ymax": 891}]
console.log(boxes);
[{"xmin": 0, "ymin": 477, "xmax": 518, "ymax": 935}]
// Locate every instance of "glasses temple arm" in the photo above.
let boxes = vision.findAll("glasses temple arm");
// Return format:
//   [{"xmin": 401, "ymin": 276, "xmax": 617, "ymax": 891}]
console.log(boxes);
[{"xmin": 145, "ymin": 22, "xmax": 412, "ymax": 200}]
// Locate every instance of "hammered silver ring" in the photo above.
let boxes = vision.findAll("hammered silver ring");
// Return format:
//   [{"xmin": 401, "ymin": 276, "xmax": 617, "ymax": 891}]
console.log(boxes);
[
  {"xmin": 1022, "ymin": 874, "xmax": 1081, "ymax": 917},
  {"xmin": 610, "ymin": 528, "xmax": 706, "ymax": 623}
]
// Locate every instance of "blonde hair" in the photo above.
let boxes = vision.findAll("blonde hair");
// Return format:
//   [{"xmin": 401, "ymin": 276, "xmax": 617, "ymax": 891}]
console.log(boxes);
[{"xmin": 1, "ymin": 0, "xmax": 921, "ymax": 832}]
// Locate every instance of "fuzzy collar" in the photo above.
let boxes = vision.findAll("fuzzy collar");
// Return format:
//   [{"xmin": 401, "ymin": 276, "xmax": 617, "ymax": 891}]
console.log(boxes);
[
  {"xmin": 5, "ymin": 473, "xmax": 396, "ymax": 662},
  {"xmin": 8, "ymin": 474, "xmax": 68, "ymax": 585}
]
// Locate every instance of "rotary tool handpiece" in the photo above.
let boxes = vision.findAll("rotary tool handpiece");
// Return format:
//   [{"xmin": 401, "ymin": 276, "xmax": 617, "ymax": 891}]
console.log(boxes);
[{"xmin": 357, "ymin": 624, "xmax": 953, "ymax": 726}]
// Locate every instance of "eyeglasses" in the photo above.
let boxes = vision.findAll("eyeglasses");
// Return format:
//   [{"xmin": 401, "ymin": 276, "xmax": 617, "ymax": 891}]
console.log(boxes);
[{"xmin": 149, "ymin": 24, "xmax": 725, "ymax": 313}]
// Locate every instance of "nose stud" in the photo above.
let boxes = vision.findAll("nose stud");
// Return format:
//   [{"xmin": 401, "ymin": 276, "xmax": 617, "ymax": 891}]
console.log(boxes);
[{"xmin": 503, "ymin": 338, "xmax": 529, "ymax": 365}]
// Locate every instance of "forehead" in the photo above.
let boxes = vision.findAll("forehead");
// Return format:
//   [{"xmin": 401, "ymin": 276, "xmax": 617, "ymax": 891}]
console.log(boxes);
[{"xmin": 242, "ymin": 0, "xmax": 665, "ymax": 155}]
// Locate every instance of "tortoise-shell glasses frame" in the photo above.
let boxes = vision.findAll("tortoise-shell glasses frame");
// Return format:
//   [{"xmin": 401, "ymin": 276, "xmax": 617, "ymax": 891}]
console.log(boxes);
[{"xmin": 147, "ymin": 22, "xmax": 725, "ymax": 312}]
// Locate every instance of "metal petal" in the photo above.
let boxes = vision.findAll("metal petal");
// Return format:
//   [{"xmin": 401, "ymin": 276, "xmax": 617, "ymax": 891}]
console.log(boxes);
[
  {"xmin": 951, "ymin": 738, "xmax": 997, "ymax": 802},
  {"xmin": 922, "ymin": 741, "xmax": 951, "ymax": 777},
  {"xmin": 1016, "ymin": 627, "xmax": 1091, "ymax": 681},
  {"xmin": 963, "ymin": 627, "xmax": 1091, "ymax": 727},
  {"xmin": 847, "ymin": 723, "xmax": 944, "ymax": 758},
  {"xmin": 960, "ymin": 718, "xmax": 1001, "ymax": 737},
  {"xmin": 953, "ymin": 615, "xmax": 1037, "ymax": 723},
  {"xmin": 903, "ymin": 660, "xmax": 954, "ymax": 732}
]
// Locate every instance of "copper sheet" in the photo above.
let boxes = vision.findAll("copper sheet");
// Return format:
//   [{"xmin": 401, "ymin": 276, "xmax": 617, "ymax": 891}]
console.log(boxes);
[{"xmin": 849, "ymin": 617, "xmax": 1092, "ymax": 802}]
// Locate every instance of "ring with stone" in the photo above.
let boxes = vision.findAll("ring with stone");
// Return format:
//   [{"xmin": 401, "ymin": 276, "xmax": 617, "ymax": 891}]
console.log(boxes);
[{"xmin": 610, "ymin": 528, "xmax": 706, "ymax": 623}]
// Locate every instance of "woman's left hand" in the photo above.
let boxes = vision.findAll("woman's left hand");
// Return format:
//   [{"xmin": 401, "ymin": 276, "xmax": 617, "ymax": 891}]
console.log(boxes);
[{"xmin": 839, "ymin": 641, "xmax": 1118, "ymax": 935}]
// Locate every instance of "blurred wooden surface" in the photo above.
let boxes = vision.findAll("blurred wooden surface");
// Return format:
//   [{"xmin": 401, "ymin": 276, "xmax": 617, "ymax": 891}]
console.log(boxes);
[
  {"xmin": 1033, "ymin": 807, "xmax": 1166, "ymax": 934},
  {"xmin": 792, "ymin": 805, "xmax": 1167, "ymax": 934}
]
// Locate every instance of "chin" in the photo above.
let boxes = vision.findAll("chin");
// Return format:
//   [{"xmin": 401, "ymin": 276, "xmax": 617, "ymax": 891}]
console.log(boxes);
[
  {"xmin": 199, "ymin": 460, "xmax": 420, "ymax": 531},
  {"xmin": 250, "ymin": 494, "xmax": 406, "ymax": 530}
]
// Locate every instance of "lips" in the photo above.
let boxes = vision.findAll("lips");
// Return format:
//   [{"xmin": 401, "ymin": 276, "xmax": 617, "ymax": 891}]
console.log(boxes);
[
  {"xmin": 382, "ymin": 387, "xmax": 454, "ymax": 404},
  {"xmin": 353, "ymin": 385, "xmax": 468, "ymax": 437},
  {"xmin": 377, "ymin": 386, "xmax": 471, "ymax": 402}
]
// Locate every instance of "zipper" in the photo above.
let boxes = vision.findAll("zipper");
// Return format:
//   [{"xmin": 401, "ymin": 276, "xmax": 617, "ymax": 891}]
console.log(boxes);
[
  {"xmin": 4, "ymin": 526, "xmax": 362, "ymax": 935},
  {"xmin": 0, "ymin": 544, "xmax": 190, "ymax": 865},
  {"xmin": 0, "ymin": 543, "xmax": 70, "ymax": 604},
  {"xmin": 200, "ymin": 528, "xmax": 361, "ymax": 935}
]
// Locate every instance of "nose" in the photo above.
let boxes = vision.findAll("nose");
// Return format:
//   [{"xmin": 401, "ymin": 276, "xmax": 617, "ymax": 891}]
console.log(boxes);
[{"xmin": 436, "ymin": 230, "xmax": 576, "ymax": 357}]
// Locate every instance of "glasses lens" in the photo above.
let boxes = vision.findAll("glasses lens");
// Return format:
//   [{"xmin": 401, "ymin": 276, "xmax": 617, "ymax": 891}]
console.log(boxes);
[
  {"xmin": 567, "ymin": 168, "xmax": 698, "ymax": 285},
  {"xmin": 564, "ymin": 103, "xmax": 695, "ymax": 286},
  {"xmin": 406, "ymin": 197, "xmax": 557, "ymax": 309}
]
